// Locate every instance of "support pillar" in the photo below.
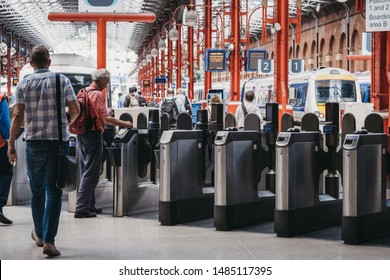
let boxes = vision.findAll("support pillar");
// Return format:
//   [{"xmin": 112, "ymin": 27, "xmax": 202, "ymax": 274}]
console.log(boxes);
[
  {"xmin": 230, "ymin": 0, "xmax": 241, "ymax": 101},
  {"xmin": 204, "ymin": 0, "xmax": 212, "ymax": 99}
]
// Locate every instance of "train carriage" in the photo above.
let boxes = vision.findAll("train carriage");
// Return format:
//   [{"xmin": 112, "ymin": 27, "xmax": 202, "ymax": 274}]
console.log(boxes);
[{"xmin": 243, "ymin": 67, "xmax": 365, "ymax": 124}]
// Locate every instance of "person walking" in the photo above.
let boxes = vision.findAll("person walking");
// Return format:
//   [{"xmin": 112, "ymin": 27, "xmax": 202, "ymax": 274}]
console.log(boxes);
[
  {"xmin": 75, "ymin": 68, "xmax": 132, "ymax": 219},
  {"xmin": 0, "ymin": 93, "xmax": 12, "ymax": 225},
  {"xmin": 124, "ymin": 86, "xmax": 139, "ymax": 107},
  {"xmin": 235, "ymin": 90, "xmax": 263, "ymax": 129},
  {"xmin": 175, "ymin": 88, "xmax": 191, "ymax": 115},
  {"xmin": 7, "ymin": 45, "xmax": 80, "ymax": 257}
]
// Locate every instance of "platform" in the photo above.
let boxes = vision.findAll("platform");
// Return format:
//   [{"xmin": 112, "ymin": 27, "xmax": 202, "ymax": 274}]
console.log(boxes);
[{"xmin": 1, "ymin": 202, "xmax": 390, "ymax": 260}]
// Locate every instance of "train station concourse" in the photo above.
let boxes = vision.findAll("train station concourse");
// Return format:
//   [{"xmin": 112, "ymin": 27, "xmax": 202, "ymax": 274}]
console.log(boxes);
[{"xmin": 1, "ymin": 0, "xmax": 390, "ymax": 278}]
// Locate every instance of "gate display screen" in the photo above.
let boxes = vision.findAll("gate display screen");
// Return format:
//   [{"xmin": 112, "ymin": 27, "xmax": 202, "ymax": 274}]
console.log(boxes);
[
  {"xmin": 205, "ymin": 49, "xmax": 227, "ymax": 72},
  {"xmin": 246, "ymin": 50, "xmax": 268, "ymax": 72}
]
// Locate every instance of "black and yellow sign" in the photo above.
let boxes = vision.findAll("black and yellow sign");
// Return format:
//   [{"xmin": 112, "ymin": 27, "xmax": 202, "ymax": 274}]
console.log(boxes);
[
  {"xmin": 142, "ymin": 79, "xmax": 150, "ymax": 88},
  {"xmin": 205, "ymin": 49, "xmax": 227, "ymax": 72},
  {"xmin": 12, "ymin": 78, "xmax": 19, "ymax": 86}
]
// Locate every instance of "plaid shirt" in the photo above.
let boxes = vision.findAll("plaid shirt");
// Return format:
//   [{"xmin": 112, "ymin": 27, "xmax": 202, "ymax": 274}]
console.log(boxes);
[{"xmin": 14, "ymin": 69, "xmax": 76, "ymax": 141}]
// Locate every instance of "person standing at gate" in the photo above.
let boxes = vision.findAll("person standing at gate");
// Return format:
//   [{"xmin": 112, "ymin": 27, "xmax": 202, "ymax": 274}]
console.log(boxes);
[
  {"xmin": 75, "ymin": 68, "xmax": 132, "ymax": 219},
  {"xmin": 235, "ymin": 90, "xmax": 263, "ymax": 129},
  {"xmin": 7, "ymin": 45, "xmax": 80, "ymax": 257},
  {"xmin": 124, "ymin": 86, "xmax": 139, "ymax": 107}
]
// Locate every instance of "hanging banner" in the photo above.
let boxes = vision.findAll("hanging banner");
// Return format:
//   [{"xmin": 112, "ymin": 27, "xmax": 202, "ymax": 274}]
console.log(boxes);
[{"xmin": 78, "ymin": 0, "xmax": 123, "ymax": 12}]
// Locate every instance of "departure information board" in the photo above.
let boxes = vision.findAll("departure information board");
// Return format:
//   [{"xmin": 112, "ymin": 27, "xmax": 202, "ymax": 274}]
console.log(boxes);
[
  {"xmin": 205, "ymin": 49, "xmax": 227, "ymax": 72},
  {"xmin": 246, "ymin": 50, "xmax": 268, "ymax": 72}
]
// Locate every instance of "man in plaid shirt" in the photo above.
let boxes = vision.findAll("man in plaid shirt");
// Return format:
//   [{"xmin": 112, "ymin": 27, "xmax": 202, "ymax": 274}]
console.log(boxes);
[{"xmin": 7, "ymin": 45, "xmax": 80, "ymax": 257}]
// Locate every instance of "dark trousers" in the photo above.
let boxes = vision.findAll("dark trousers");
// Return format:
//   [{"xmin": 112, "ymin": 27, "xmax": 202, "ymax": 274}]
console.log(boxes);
[
  {"xmin": 76, "ymin": 131, "xmax": 103, "ymax": 212},
  {"xmin": 0, "ymin": 143, "xmax": 12, "ymax": 207}
]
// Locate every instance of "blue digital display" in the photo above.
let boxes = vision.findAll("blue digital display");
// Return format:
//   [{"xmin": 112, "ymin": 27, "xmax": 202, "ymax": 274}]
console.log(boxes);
[
  {"xmin": 323, "ymin": 125, "xmax": 336, "ymax": 134},
  {"xmin": 246, "ymin": 50, "xmax": 268, "ymax": 72},
  {"xmin": 154, "ymin": 76, "xmax": 167, "ymax": 84},
  {"xmin": 205, "ymin": 49, "xmax": 227, "ymax": 72}
]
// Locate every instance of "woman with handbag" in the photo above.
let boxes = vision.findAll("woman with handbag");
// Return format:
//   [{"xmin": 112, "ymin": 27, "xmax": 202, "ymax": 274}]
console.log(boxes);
[{"xmin": 7, "ymin": 45, "xmax": 80, "ymax": 257}]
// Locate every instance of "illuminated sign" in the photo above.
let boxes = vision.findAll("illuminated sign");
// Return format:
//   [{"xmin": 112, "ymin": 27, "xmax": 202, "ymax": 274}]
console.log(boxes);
[
  {"xmin": 142, "ymin": 79, "xmax": 150, "ymax": 88},
  {"xmin": 258, "ymin": 59, "xmax": 274, "ymax": 74},
  {"xmin": 205, "ymin": 49, "xmax": 227, "ymax": 72},
  {"xmin": 289, "ymin": 59, "xmax": 304, "ymax": 74},
  {"xmin": 154, "ymin": 76, "xmax": 167, "ymax": 84},
  {"xmin": 246, "ymin": 50, "xmax": 268, "ymax": 72}
]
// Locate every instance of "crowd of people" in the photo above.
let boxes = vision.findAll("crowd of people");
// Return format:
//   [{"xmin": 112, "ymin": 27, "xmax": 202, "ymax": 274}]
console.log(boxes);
[{"xmin": 0, "ymin": 44, "xmax": 263, "ymax": 259}]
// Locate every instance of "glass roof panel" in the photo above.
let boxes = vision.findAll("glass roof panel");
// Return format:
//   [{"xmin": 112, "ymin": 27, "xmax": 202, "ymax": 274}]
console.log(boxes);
[{"xmin": 0, "ymin": 0, "xmax": 343, "ymax": 74}]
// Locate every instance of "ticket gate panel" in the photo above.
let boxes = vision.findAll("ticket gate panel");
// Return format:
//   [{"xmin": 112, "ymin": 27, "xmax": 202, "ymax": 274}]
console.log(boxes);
[
  {"xmin": 177, "ymin": 139, "xmax": 200, "ymax": 199},
  {"xmin": 276, "ymin": 132, "xmax": 319, "ymax": 210},
  {"xmin": 214, "ymin": 130, "xmax": 275, "ymax": 230},
  {"xmin": 274, "ymin": 131, "xmax": 342, "ymax": 237},
  {"xmin": 228, "ymin": 140, "xmax": 255, "ymax": 205},
  {"xmin": 159, "ymin": 130, "xmax": 211, "ymax": 225},
  {"xmin": 342, "ymin": 133, "xmax": 390, "ymax": 244}
]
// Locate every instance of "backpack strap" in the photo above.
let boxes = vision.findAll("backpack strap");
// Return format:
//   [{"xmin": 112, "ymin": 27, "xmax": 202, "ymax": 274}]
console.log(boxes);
[
  {"xmin": 241, "ymin": 103, "xmax": 248, "ymax": 117},
  {"xmin": 55, "ymin": 74, "xmax": 63, "ymax": 143}
]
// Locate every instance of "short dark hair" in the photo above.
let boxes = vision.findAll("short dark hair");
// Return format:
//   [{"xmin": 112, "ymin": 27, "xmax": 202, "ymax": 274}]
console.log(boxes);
[
  {"xmin": 30, "ymin": 45, "xmax": 50, "ymax": 69},
  {"xmin": 129, "ymin": 87, "xmax": 137, "ymax": 93},
  {"xmin": 245, "ymin": 90, "xmax": 255, "ymax": 102}
]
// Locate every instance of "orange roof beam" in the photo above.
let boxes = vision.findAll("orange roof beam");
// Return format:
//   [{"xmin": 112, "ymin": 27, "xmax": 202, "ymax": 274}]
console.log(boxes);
[{"xmin": 48, "ymin": 12, "xmax": 156, "ymax": 100}]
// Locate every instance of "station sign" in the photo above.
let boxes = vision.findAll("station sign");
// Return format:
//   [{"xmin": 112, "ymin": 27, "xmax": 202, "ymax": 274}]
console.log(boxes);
[
  {"xmin": 204, "ymin": 49, "xmax": 227, "ymax": 72},
  {"xmin": 154, "ymin": 76, "xmax": 167, "ymax": 84},
  {"xmin": 258, "ymin": 59, "xmax": 274, "ymax": 74},
  {"xmin": 78, "ymin": 0, "xmax": 123, "ymax": 12},
  {"xmin": 246, "ymin": 50, "xmax": 268, "ymax": 72},
  {"xmin": 289, "ymin": 59, "xmax": 304, "ymax": 74},
  {"xmin": 366, "ymin": 0, "xmax": 390, "ymax": 32}
]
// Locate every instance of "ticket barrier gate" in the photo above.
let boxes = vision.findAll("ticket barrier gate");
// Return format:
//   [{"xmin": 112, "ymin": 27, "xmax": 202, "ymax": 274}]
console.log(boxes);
[
  {"xmin": 274, "ymin": 103, "xmax": 343, "ymax": 237},
  {"xmin": 213, "ymin": 103, "xmax": 278, "ymax": 231},
  {"xmin": 108, "ymin": 112, "xmax": 159, "ymax": 217},
  {"xmin": 159, "ymin": 129, "xmax": 213, "ymax": 225},
  {"xmin": 342, "ymin": 113, "xmax": 390, "ymax": 244}
]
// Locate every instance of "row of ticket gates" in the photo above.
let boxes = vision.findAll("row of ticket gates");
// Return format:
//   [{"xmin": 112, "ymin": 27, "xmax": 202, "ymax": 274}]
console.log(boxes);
[
  {"xmin": 99, "ymin": 102, "xmax": 390, "ymax": 246},
  {"xmin": 9, "ymin": 102, "xmax": 390, "ymax": 245}
]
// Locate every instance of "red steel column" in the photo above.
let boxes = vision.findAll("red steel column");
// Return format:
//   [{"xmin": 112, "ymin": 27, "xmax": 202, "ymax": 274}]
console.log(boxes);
[
  {"xmin": 48, "ymin": 12, "xmax": 156, "ymax": 100},
  {"xmin": 7, "ymin": 45, "xmax": 11, "ymax": 96},
  {"xmin": 15, "ymin": 52, "xmax": 20, "ymax": 78},
  {"xmin": 176, "ymin": 27, "xmax": 182, "ymax": 89},
  {"xmin": 188, "ymin": 25, "xmax": 194, "ymax": 100},
  {"xmin": 204, "ymin": 0, "xmax": 212, "ymax": 99},
  {"xmin": 151, "ymin": 56, "xmax": 155, "ymax": 94},
  {"xmin": 230, "ymin": 0, "xmax": 241, "ymax": 101},
  {"xmin": 168, "ymin": 38, "xmax": 173, "ymax": 93},
  {"xmin": 161, "ymin": 48, "xmax": 166, "ymax": 95},
  {"xmin": 275, "ymin": 0, "xmax": 289, "ymax": 115}
]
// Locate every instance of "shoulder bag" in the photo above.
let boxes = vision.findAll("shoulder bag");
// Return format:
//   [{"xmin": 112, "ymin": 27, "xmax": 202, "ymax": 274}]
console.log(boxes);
[{"xmin": 55, "ymin": 74, "xmax": 78, "ymax": 192}]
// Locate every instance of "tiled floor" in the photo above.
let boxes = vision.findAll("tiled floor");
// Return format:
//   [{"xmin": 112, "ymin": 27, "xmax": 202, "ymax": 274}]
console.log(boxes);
[{"xmin": 1, "ymin": 202, "xmax": 390, "ymax": 260}]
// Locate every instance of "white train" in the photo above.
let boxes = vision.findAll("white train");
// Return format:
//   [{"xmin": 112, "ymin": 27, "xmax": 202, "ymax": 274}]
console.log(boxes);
[
  {"xmin": 354, "ymin": 71, "xmax": 371, "ymax": 103},
  {"xmin": 242, "ymin": 67, "xmax": 368, "ymax": 124},
  {"xmin": 19, "ymin": 52, "xmax": 96, "ymax": 93}
]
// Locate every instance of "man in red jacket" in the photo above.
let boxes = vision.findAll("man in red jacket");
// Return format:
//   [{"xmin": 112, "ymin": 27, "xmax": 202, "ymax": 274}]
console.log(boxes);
[{"xmin": 75, "ymin": 68, "xmax": 133, "ymax": 218}]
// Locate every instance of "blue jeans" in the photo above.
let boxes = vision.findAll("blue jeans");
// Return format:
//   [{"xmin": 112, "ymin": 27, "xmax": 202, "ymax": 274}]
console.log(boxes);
[
  {"xmin": 0, "ymin": 144, "xmax": 13, "ymax": 207},
  {"xmin": 26, "ymin": 141, "xmax": 65, "ymax": 244}
]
